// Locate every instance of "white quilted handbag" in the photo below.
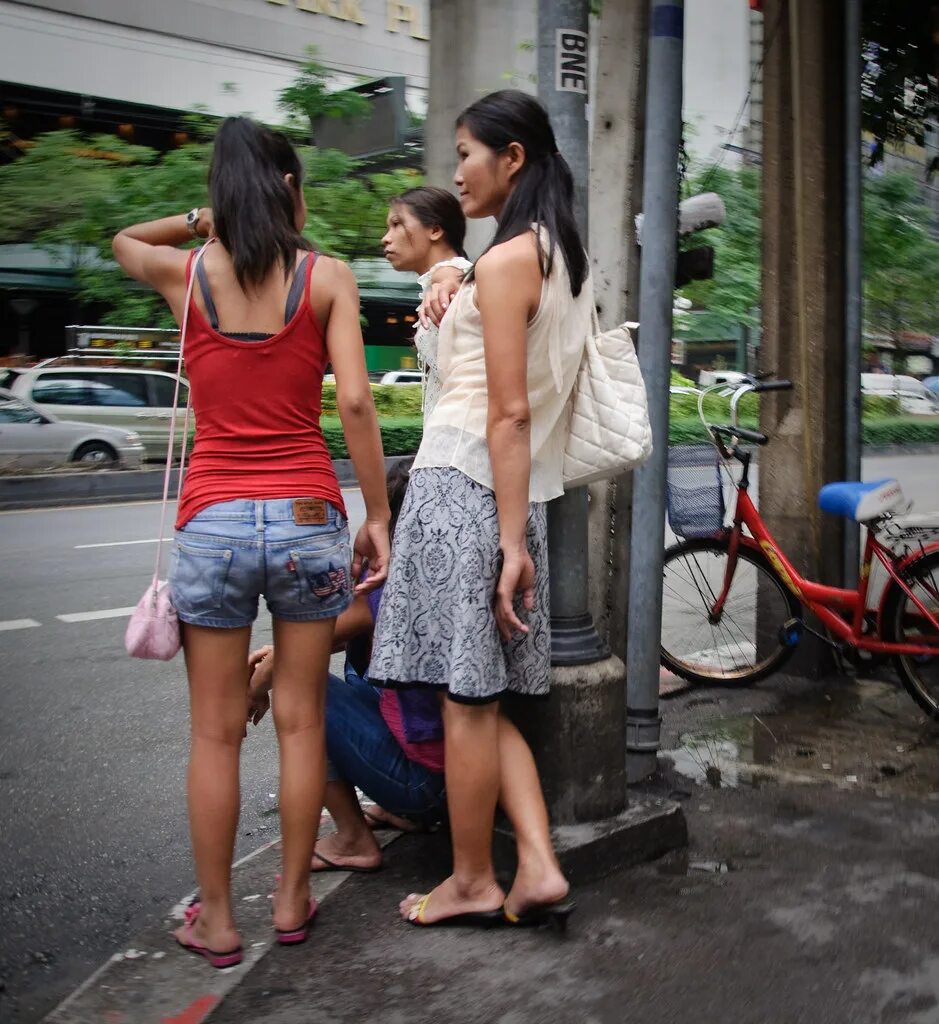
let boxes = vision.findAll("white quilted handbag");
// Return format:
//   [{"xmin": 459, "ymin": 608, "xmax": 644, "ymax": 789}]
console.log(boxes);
[{"xmin": 562, "ymin": 312, "xmax": 653, "ymax": 489}]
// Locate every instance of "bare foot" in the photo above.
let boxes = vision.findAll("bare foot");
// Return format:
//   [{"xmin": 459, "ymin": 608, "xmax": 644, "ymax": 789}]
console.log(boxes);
[
  {"xmin": 364, "ymin": 805, "xmax": 420, "ymax": 832},
  {"xmin": 312, "ymin": 831, "xmax": 382, "ymax": 872},
  {"xmin": 399, "ymin": 875, "xmax": 505, "ymax": 924},
  {"xmin": 271, "ymin": 883, "xmax": 313, "ymax": 934},
  {"xmin": 503, "ymin": 862, "xmax": 570, "ymax": 919},
  {"xmin": 175, "ymin": 906, "xmax": 240, "ymax": 955}
]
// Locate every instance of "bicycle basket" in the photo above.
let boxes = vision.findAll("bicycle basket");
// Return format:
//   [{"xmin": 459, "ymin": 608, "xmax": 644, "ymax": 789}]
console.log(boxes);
[{"xmin": 666, "ymin": 444, "xmax": 726, "ymax": 538}]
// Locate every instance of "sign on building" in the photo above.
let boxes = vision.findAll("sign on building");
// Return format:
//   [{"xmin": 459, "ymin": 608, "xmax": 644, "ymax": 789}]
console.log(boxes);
[{"xmin": 555, "ymin": 29, "xmax": 588, "ymax": 94}]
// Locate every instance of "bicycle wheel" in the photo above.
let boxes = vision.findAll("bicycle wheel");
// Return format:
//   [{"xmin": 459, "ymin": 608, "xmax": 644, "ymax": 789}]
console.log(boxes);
[
  {"xmin": 881, "ymin": 549, "xmax": 939, "ymax": 718},
  {"xmin": 661, "ymin": 537, "xmax": 802, "ymax": 685}
]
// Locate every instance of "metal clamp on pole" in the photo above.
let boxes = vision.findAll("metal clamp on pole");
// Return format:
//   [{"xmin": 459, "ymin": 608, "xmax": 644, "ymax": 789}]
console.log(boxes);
[{"xmin": 626, "ymin": 708, "xmax": 662, "ymax": 753}]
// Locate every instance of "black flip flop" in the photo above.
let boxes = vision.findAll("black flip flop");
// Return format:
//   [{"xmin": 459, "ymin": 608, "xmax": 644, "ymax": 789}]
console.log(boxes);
[
  {"xmin": 311, "ymin": 850, "xmax": 382, "ymax": 874},
  {"xmin": 504, "ymin": 898, "xmax": 576, "ymax": 931}
]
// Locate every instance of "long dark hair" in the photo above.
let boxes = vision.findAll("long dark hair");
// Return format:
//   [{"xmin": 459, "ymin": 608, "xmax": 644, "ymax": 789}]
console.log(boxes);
[
  {"xmin": 456, "ymin": 90, "xmax": 587, "ymax": 297},
  {"xmin": 391, "ymin": 187, "xmax": 467, "ymax": 258},
  {"xmin": 208, "ymin": 117, "xmax": 312, "ymax": 291},
  {"xmin": 386, "ymin": 457, "xmax": 413, "ymax": 537}
]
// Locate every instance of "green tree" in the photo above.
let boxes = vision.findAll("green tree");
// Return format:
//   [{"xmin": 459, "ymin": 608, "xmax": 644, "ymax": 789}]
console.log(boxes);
[
  {"xmin": 677, "ymin": 165, "xmax": 761, "ymax": 329},
  {"xmin": 276, "ymin": 49, "xmax": 369, "ymax": 136},
  {"xmin": 863, "ymin": 170, "xmax": 939, "ymax": 339},
  {"xmin": 0, "ymin": 54, "xmax": 420, "ymax": 327}
]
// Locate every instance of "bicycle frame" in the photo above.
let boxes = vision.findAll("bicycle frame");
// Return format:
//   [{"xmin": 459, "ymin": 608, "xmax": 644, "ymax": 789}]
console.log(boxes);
[{"xmin": 714, "ymin": 478, "xmax": 939, "ymax": 658}]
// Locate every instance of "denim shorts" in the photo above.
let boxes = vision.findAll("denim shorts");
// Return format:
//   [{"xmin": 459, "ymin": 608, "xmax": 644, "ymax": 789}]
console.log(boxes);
[{"xmin": 170, "ymin": 498, "xmax": 353, "ymax": 629}]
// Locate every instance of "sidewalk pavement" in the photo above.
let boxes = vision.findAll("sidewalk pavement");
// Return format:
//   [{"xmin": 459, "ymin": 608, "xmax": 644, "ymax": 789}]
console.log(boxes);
[{"xmin": 46, "ymin": 670, "xmax": 939, "ymax": 1024}]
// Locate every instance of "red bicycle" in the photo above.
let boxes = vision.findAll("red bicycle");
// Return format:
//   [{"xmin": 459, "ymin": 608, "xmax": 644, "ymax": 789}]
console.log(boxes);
[{"xmin": 660, "ymin": 376, "xmax": 939, "ymax": 717}]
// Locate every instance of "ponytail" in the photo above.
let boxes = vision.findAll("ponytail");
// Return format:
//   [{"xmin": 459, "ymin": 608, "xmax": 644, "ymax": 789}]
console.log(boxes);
[
  {"xmin": 208, "ymin": 117, "xmax": 311, "ymax": 291},
  {"xmin": 456, "ymin": 90, "xmax": 587, "ymax": 297}
]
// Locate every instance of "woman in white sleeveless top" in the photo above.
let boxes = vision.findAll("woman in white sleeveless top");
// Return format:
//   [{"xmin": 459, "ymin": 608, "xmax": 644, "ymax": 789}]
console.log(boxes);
[{"xmin": 370, "ymin": 91, "xmax": 592, "ymax": 928}]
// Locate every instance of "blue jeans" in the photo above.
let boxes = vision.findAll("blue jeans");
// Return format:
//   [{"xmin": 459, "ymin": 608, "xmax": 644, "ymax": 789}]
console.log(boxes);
[
  {"xmin": 171, "ymin": 498, "xmax": 352, "ymax": 628},
  {"xmin": 325, "ymin": 669, "xmax": 446, "ymax": 827}
]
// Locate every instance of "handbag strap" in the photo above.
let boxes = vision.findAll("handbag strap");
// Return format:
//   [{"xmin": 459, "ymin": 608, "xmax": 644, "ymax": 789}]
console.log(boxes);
[{"xmin": 150, "ymin": 240, "xmax": 213, "ymax": 585}]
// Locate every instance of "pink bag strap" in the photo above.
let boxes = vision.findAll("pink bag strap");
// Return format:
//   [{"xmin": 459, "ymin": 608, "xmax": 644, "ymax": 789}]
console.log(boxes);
[{"xmin": 151, "ymin": 240, "xmax": 213, "ymax": 585}]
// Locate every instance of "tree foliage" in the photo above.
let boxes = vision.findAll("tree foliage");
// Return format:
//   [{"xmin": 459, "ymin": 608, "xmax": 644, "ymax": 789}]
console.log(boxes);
[
  {"xmin": 678, "ymin": 165, "xmax": 762, "ymax": 329},
  {"xmin": 677, "ymin": 165, "xmax": 939, "ymax": 341},
  {"xmin": 862, "ymin": 170, "xmax": 939, "ymax": 338},
  {"xmin": 0, "ymin": 54, "xmax": 419, "ymax": 326},
  {"xmin": 276, "ymin": 48, "xmax": 370, "ymax": 136}
]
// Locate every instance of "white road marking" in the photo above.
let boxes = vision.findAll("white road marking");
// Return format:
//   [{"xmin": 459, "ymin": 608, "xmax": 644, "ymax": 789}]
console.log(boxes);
[
  {"xmin": 57, "ymin": 607, "xmax": 136, "ymax": 623},
  {"xmin": 0, "ymin": 500, "xmax": 166, "ymax": 516},
  {"xmin": 75, "ymin": 538, "xmax": 159, "ymax": 549},
  {"xmin": 0, "ymin": 619, "xmax": 41, "ymax": 632}
]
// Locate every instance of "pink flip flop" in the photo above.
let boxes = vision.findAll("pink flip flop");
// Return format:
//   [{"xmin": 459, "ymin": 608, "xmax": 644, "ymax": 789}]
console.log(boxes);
[
  {"xmin": 175, "ymin": 904, "xmax": 243, "ymax": 969},
  {"xmin": 274, "ymin": 897, "xmax": 318, "ymax": 945}
]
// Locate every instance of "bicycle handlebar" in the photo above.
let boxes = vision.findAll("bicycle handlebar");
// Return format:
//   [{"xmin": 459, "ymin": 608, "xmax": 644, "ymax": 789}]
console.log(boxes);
[
  {"xmin": 751, "ymin": 379, "xmax": 793, "ymax": 394},
  {"xmin": 711, "ymin": 424, "xmax": 769, "ymax": 446}
]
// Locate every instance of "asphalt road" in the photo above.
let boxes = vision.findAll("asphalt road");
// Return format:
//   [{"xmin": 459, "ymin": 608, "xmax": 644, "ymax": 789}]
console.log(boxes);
[
  {"xmin": 0, "ymin": 454, "xmax": 935, "ymax": 1022},
  {"xmin": 0, "ymin": 489, "xmax": 365, "ymax": 1024}
]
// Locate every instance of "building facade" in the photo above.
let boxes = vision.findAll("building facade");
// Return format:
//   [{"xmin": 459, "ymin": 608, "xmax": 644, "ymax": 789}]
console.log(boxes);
[{"xmin": 1, "ymin": 0, "xmax": 430, "ymax": 129}]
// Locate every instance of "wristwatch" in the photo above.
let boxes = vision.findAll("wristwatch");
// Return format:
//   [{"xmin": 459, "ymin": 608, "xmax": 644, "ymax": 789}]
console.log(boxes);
[{"xmin": 185, "ymin": 208, "xmax": 202, "ymax": 238}]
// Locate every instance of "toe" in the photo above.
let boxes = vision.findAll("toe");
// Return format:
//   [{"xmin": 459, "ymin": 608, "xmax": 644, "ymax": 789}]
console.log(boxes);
[{"xmin": 399, "ymin": 893, "xmax": 424, "ymax": 920}]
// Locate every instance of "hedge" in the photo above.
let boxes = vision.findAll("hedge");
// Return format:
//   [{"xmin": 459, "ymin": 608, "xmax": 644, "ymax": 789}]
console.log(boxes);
[
  {"xmin": 862, "ymin": 417, "xmax": 939, "ymax": 446},
  {"xmin": 327, "ymin": 413, "xmax": 939, "ymax": 461},
  {"xmin": 321, "ymin": 383, "xmax": 422, "ymax": 418},
  {"xmin": 666, "ymin": 416, "xmax": 939, "ymax": 447},
  {"xmin": 322, "ymin": 416, "xmax": 423, "ymax": 459}
]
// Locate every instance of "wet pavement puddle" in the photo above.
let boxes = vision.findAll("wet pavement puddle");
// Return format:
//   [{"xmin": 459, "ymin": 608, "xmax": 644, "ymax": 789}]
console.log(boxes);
[{"xmin": 663, "ymin": 678, "xmax": 939, "ymax": 797}]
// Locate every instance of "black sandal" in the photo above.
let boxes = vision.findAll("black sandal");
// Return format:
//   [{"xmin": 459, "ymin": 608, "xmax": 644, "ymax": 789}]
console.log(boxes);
[{"xmin": 504, "ymin": 898, "xmax": 576, "ymax": 931}]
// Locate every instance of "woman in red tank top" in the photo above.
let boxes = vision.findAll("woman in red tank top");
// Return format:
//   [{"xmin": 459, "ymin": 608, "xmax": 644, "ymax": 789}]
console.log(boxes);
[{"xmin": 113, "ymin": 117, "xmax": 390, "ymax": 964}]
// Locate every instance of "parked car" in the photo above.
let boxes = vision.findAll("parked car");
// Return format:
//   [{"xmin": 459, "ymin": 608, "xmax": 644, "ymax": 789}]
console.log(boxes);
[
  {"xmin": 0, "ymin": 388, "xmax": 144, "ymax": 470},
  {"xmin": 5, "ymin": 366, "xmax": 189, "ymax": 460},
  {"xmin": 860, "ymin": 373, "xmax": 939, "ymax": 416},
  {"xmin": 697, "ymin": 369, "xmax": 748, "ymax": 389},
  {"xmin": 923, "ymin": 376, "xmax": 939, "ymax": 398},
  {"xmin": 379, "ymin": 370, "xmax": 423, "ymax": 385}
]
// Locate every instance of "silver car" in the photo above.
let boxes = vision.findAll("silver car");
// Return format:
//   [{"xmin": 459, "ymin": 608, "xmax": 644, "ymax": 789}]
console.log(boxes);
[
  {"xmin": 4, "ymin": 366, "xmax": 189, "ymax": 460},
  {"xmin": 0, "ymin": 389, "xmax": 144, "ymax": 471}
]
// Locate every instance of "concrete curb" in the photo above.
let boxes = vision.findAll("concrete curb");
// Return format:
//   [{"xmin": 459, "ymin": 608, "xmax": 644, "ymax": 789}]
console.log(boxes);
[
  {"xmin": 42, "ymin": 830, "xmax": 402, "ymax": 1024},
  {"xmin": 0, "ymin": 456, "xmax": 415, "ymax": 511},
  {"xmin": 44, "ymin": 795, "xmax": 684, "ymax": 1023},
  {"xmin": 1, "ymin": 445, "xmax": 933, "ymax": 512}
]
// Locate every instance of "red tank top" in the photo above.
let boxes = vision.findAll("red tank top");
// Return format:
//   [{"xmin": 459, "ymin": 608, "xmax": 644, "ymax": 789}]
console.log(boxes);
[{"xmin": 175, "ymin": 248, "xmax": 345, "ymax": 529}]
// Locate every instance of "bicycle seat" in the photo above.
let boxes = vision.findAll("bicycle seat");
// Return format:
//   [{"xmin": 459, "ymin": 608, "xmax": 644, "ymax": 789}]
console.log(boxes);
[{"xmin": 818, "ymin": 479, "xmax": 907, "ymax": 522}]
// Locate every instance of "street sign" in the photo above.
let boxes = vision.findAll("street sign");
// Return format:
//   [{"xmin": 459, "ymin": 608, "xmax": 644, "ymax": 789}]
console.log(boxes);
[{"xmin": 555, "ymin": 29, "xmax": 588, "ymax": 94}]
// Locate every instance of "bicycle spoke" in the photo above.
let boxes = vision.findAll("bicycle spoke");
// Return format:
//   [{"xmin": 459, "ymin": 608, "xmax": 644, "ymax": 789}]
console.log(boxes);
[{"xmin": 661, "ymin": 541, "xmax": 794, "ymax": 682}]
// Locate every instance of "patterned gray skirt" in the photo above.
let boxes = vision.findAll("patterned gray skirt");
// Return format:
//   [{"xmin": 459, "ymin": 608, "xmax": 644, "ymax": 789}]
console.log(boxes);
[{"xmin": 368, "ymin": 467, "xmax": 550, "ymax": 703}]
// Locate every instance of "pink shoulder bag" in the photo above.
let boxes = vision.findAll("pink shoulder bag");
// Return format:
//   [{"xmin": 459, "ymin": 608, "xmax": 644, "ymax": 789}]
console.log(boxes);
[{"xmin": 125, "ymin": 243, "xmax": 210, "ymax": 660}]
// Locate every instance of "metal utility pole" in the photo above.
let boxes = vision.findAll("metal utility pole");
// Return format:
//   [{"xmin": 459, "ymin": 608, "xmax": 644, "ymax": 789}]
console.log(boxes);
[
  {"xmin": 625, "ymin": 0, "xmax": 685, "ymax": 782},
  {"xmin": 538, "ymin": 0, "xmax": 608, "ymax": 666},
  {"xmin": 843, "ymin": 0, "xmax": 862, "ymax": 587}
]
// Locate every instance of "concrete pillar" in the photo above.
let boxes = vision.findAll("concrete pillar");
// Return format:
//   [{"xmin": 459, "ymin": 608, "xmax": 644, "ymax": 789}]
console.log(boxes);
[
  {"xmin": 760, "ymin": 0, "xmax": 847, "ymax": 673},
  {"xmin": 426, "ymin": 0, "xmax": 536, "ymax": 256}
]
